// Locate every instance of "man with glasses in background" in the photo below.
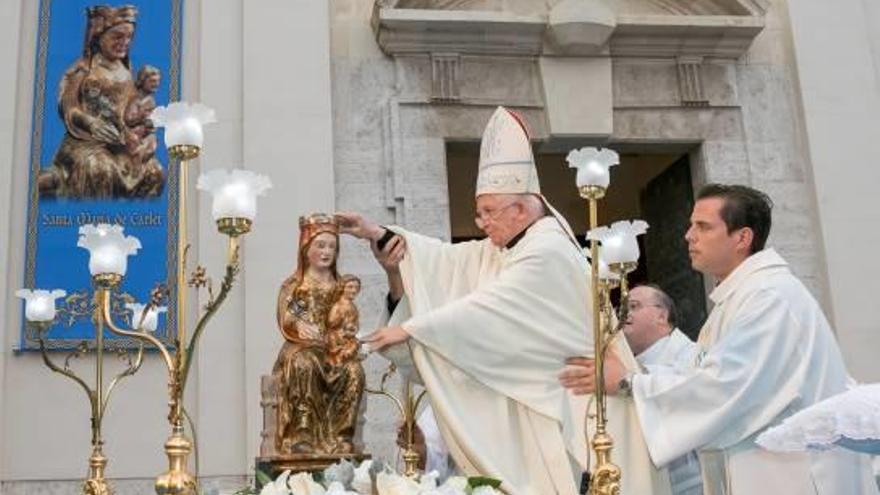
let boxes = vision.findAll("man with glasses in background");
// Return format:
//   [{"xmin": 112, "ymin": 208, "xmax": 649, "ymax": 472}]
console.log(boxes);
[
  {"xmin": 622, "ymin": 285, "xmax": 696, "ymax": 374},
  {"xmin": 607, "ymin": 284, "xmax": 704, "ymax": 495}
]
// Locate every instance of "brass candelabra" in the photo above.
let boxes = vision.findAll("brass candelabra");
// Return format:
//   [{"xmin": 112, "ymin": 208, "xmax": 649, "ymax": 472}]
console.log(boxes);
[
  {"xmin": 365, "ymin": 362, "xmax": 428, "ymax": 478},
  {"xmin": 18, "ymin": 101, "xmax": 266, "ymax": 495},
  {"xmin": 580, "ymin": 185, "xmax": 622, "ymax": 495},
  {"xmin": 23, "ymin": 273, "xmax": 150, "ymax": 495},
  {"xmin": 580, "ymin": 186, "xmax": 641, "ymax": 495},
  {"xmin": 101, "ymin": 144, "xmax": 248, "ymax": 495}
]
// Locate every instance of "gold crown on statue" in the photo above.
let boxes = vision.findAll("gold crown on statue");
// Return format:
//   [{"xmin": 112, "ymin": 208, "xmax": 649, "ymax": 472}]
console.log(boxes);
[
  {"xmin": 299, "ymin": 213, "xmax": 338, "ymax": 230},
  {"xmin": 87, "ymin": 5, "xmax": 138, "ymax": 33},
  {"xmin": 298, "ymin": 214, "xmax": 338, "ymax": 247}
]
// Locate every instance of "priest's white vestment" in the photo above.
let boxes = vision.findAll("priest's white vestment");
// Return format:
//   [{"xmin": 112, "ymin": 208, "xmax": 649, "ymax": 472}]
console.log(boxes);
[
  {"xmin": 631, "ymin": 248, "xmax": 879, "ymax": 495},
  {"xmin": 636, "ymin": 328, "xmax": 698, "ymax": 373},
  {"xmin": 636, "ymin": 328, "xmax": 703, "ymax": 495},
  {"xmin": 382, "ymin": 217, "xmax": 671, "ymax": 495}
]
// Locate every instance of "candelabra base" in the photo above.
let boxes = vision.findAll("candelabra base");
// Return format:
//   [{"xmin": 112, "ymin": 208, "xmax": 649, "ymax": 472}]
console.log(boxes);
[
  {"xmin": 155, "ymin": 427, "xmax": 197, "ymax": 495},
  {"xmin": 83, "ymin": 447, "xmax": 112, "ymax": 495},
  {"xmin": 402, "ymin": 449, "xmax": 420, "ymax": 478},
  {"xmin": 83, "ymin": 479, "xmax": 112, "ymax": 495},
  {"xmin": 589, "ymin": 432, "xmax": 621, "ymax": 495}
]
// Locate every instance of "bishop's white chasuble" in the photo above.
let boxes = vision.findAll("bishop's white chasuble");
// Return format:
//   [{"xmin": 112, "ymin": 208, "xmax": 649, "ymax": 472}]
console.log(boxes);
[{"xmin": 380, "ymin": 217, "xmax": 671, "ymax": 495}]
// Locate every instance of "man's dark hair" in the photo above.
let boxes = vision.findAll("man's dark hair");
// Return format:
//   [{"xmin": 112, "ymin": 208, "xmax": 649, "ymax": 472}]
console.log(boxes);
[
  {"xmin": 696, "ymin": 184, "xmax": 773, "ymax": 254},
  {"xmin": 641, "ymin": 284, "xmax": 678, "ymax": 328}
]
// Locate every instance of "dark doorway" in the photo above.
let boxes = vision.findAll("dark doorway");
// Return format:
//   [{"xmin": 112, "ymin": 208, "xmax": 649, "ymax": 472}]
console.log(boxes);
[
  {"xmin": 444, "ymin": 142, "xmax": 707, "ymax": 339},
  {"xmin": 641, "ymin": 156, "xmax": 707, "ymax": 339}
]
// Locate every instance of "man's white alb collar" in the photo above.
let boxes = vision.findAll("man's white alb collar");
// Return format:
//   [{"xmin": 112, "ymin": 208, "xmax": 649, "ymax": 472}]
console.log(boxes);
[{"xmin": 709, "ymin": 248, "xmax": 788, "ymax": 304}]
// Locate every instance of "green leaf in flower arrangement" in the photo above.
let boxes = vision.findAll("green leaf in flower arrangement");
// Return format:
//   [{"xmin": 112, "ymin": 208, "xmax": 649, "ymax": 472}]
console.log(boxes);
[
  {"xmin": 255, "ymin": 468, "xmax": 274, "ymax": 486},
  {"xmin": 467, "ymin": 476, "xmax": 503, "ymax": 489}
]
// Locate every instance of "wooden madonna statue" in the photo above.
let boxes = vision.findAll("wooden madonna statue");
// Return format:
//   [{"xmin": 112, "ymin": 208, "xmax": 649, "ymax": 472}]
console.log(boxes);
[{"xmin": 257, "ymin": 213, "xmax": 368, "ymax": 474}]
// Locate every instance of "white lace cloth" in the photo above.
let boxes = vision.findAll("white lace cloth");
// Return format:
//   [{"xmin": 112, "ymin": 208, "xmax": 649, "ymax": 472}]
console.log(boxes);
[{"xmin": 757, "ymin": 384, "xmax": 880, "ymax": 453}]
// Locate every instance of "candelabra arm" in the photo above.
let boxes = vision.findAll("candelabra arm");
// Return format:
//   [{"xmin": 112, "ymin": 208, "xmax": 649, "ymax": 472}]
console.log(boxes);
[
  {"xmin": 34, "ymin": 331, "xmax": 95, "ymax": 405},
  {"xmin": 365, "ymin": 364, "xmax": 407, "ymax": 417},
  {"xmin": 101, "ymin": 297, "xmax": 174, "ymax": 372},
  {"xmin": 406, "ymin": 387, "xmax": 429, "ymax": 450},
  {"xmin": 102, "ymin": 342, "xmax": 146, "ymax": 418},
  {"xmin": 180, "ymin": 238, "xmax": 241, "ymax": 395},
  {"xmin": 412, "ymin": 388, "xmax": 428, "ymax": 416},
  {"xmin": 364, "ymin": 361, "xmax": 426, "ymax": 477},
  {"xmin": 365, "ymin": 385, "xmax": 406, "ymax": 419}
]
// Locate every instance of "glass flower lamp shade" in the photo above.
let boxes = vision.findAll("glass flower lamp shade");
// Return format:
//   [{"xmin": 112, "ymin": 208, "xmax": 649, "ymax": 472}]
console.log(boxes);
[
  {"xmin": 585, "ymin": 247, "xmax": 620, "ymax": 283},
  {"xmin": 588, "ymin": 220, "xmax": 649, "ymax": 265},
  {"xmin": 567, "ymin": 147, "xmax": 620, "ymax": 196},
  {"xmin": 125, "ymin": 303, "xmax": 167, "ymax": 333},
  {"xmin": 77, "ymin": 224, "xmax": 142, "ymax": 285},
  {"xmin": 16, "ymin": 289, "xmax": 67, "ymax": 322},
  {"xmin": 197, "ymin": 169, "xmax": 272, "ymax": 236},
  {"xmin": 149, "ymin": 102, "xmax": 217, "ymax": 158}
]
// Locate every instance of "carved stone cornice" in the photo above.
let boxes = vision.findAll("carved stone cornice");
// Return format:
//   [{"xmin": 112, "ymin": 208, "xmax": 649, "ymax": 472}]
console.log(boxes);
[
  {"xmin": 649, "ymin": 0, "xmax": 768, "ymax": 16},
  {"xmin": 611, "ymin": 14, "xmax": 765, "ymax": 58},
  {"xmin": 372, "ymin": 6, "xmax": 765, "ymax": 59},
  {"xmin": 372, "ymin": 7, "xmax": 546, "ymax": 56}
]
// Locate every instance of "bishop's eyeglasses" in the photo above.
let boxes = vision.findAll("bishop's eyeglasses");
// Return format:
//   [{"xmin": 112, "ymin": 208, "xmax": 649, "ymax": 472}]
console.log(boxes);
[{"xmin": 474, "ymin": 202, "xmax": 517, "ymax": 229}]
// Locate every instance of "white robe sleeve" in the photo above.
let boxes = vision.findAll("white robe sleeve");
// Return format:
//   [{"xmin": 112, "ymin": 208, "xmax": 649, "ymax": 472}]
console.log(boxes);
[
  {"xmin": 401, "ymin": 238, "xmax": 589, "ymax": 420},
  {"xmin": 386, "ymin": 226, "xmax": 495, "ymax": 295},
  {"xmin": 632, "ymin": 289, "xmax": 804, "ymax": 467},
  {"xmin": 376, "ymin": 227, "xmax": 495, "ymax": 383}
]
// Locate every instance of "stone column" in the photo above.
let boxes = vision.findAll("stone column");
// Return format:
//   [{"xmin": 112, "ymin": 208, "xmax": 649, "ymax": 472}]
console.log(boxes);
[
  {"xmin": 786, "ymin": 0, "xmax": 880, "ymax": 381},
  {"xmin": 0, "ymin": 0, "xmax": 24, "ymax": 480}
]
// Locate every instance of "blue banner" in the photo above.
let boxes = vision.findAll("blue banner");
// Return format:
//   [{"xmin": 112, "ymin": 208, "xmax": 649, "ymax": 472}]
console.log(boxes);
[{"xmin": 22, "ymin": 1, "xmax": 183, "ymax": 349}]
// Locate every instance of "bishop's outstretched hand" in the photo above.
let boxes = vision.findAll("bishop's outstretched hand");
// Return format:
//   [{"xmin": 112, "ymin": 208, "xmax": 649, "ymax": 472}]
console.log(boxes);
[
  {"xmin": 361, "ymin": 325, "xmax": 410, "ymax": 352},
  {"xmin": 335, "ymin": 211, "xmax": 384, "ymax": 240}
]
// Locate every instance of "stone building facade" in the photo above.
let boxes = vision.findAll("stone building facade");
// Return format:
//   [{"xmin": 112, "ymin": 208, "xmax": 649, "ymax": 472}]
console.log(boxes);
[{"xmin": 0, "ymin": 0, "xmax": 877, "ymax": 492}]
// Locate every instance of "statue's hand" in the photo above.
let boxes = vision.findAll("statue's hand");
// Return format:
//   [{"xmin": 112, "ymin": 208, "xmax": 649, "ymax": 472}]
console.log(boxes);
[
  {"xmin": 90, "ymin": 118, "xmax": 122, "ymax": 144},
  {"xmin": 335, "ymin": 212, "xmax": 384, "ymax": 240},
  {"xmin": 298, "ymin": 322, "xmax": 322, "ymax": 341}
]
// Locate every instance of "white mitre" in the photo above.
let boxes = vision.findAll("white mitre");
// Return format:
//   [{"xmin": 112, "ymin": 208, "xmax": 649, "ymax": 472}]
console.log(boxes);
[
  {"xmin": 476, "ymin": 106, "xmax": 582, "ymax": 249},
  {"xmin": 476, "ymin": 106, "xmax": 541, "ymax": 196}
]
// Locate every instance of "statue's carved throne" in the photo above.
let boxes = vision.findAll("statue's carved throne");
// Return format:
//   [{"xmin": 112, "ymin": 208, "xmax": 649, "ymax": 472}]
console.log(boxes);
[{"xmin": 256, "ymin": 374, "xmax": 369, "ymax": 480}]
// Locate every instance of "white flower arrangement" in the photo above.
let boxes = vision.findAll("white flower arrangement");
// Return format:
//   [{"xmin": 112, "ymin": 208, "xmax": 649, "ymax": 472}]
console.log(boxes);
[{"xmin": 235, "ymin": 460, "xmax": 502, "ymax": 495}]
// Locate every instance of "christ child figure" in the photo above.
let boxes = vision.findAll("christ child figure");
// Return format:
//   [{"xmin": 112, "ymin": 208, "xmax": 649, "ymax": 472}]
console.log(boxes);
[{"xmin": 325, "ymin": 275, "xmax": 362, "ymax": 367}]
